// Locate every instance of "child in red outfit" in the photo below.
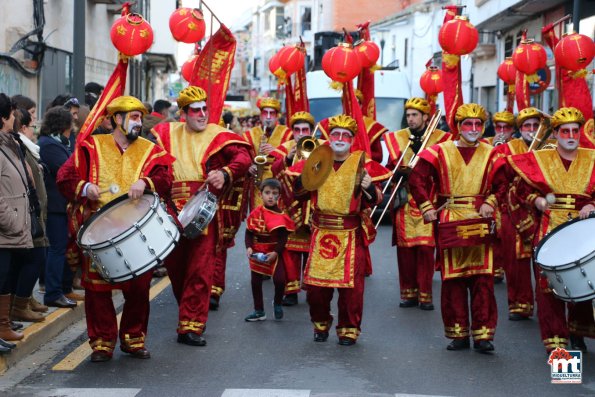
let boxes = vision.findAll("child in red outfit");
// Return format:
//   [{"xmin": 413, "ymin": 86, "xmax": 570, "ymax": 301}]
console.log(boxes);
[{"xmin": 245, "ymin": 178, "xmax": 295, "ymax": 321}]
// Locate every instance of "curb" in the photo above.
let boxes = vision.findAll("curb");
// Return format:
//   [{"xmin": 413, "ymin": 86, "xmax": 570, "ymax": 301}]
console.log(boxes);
[{"xmin": 0, "ymin": 301, "xmax": 85, "ymax": 375}]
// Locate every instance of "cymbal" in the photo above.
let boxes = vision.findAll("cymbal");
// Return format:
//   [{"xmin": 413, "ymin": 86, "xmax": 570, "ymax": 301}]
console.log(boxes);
[
  {"xmin": 353, "ymin": 152, "xmax": 366, "ymax": 192},
  {"xmin": 302, "ymin": 145, "xmax": 333, "ymax": 191}
]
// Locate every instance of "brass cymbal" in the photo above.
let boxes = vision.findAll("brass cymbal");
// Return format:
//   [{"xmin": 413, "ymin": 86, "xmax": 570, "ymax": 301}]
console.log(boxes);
[
  {"xmin": 302, "ymin": 144, "xmax": 333, "ymax": 191},
  {"xmin": 354, "ymin": 152, "xmax": 366, "ymax": 192}
]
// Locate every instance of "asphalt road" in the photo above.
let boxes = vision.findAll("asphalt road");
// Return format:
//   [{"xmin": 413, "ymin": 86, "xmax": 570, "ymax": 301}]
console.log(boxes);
[{"xmin": 5, "ymin": 224, "xmax": 595, "ymax": 396}]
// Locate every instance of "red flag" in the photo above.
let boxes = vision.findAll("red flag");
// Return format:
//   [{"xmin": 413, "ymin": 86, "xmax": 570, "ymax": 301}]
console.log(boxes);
[
  {"xmin": 356, "ymin": 22, "xmax": 376, "ymax": 119},
  {"xmin": 292, "ymin": 48, "xmax": 310, "ymax": 113},
  {"xmin": 344, "ymin": 82, "xmax": 371, "ymax": 157},
  {"xmin": 441, "ymin": 6, "xmax": 464, "ymax": 137},
  {"xmin": 190, "ymin": 24, "xmax": 237, "ymax": 124}
]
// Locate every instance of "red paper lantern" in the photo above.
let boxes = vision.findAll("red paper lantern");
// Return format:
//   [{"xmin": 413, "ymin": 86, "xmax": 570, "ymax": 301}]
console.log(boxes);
[
  {"xmin": 321, "ymin": 44, "xmax": 362, "ymax": 83},
  {"xmin": 355, "ymin": 40, "xmax": 380, "ymax": 68},
  {"xmin": 438, "ymin": 16, "xmax": 479, "ymax": 56},
  {"xmin": 512, "ymin": 39, "xmax": 547, "ymax": 76},
  {"xmin": 554, "ymin": 33, "xmax": 595, "ymax": 72},
  {"xmin": 497, "ymin": 58, "xmax": 517, "ymax": 85},
  {"xmin": 419, "ymin": 66, "xmax": 443, "ymax": 96},
  {"xmin": 169, "ymin": 8, "xmax": 206, "ymax": 43},
  {"xmin": 181, "ymin": 55, "xmax": 199, "ymax": 82},
  {"xmin": 276, "ymin": 45, "xmax": 305, "ymax": 76},
  {"xmin": 110, "ymin": 13, "xmax": 153, "ymax": 56}
]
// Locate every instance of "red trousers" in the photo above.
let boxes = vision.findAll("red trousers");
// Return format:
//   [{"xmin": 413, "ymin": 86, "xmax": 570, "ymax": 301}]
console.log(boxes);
[
  {"xmin": 85, "ymin": 271, "xmax": 152, "ymax": 355},
  {"xmin": 211, "ymin": 250, "xmax": 226, "ymax": 300},
  {"xmin": 396, "ymin": 245, "xmax": 435, "ymax": 303},
  {"xmin": 282, "ymin": 250, "xmax": 307, "ymax": 294},
  {"xmin": 505, "ymin": 257, "xmax": 534, "ymax": 317},
  {"xmin": 441, "ymin": 275, "xmax": 497, "ymax": 341},
  {"xmin": 306, "ymin": 243, "xmax": 366, "ymax": 342},
  {"xmin": 165, "ymin": 225, "xmax": 216, "ymax": 335}
]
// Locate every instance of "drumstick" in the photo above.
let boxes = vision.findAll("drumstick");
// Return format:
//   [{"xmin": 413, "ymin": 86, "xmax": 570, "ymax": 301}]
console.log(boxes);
[
  {"xmin": 99, "ymin": 184, "xmax": 120, "ymax": 195},
  {"xmin": 435, "ymin": 198, "xmax": 452, "ymax": 212},
  {"xmin": 545, "ymin": 193, "xmax": 556, "ymax": 205}
]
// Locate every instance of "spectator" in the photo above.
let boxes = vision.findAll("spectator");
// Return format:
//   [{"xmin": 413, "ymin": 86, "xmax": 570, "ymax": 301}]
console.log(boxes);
[
  {"xmin": 0, "ymin": 93, "xmax": 32, "ymax": 349},
  {"xmin": 12, "ymin": 95, "xmax": 37, "ymax": 124},
  {"xmin": 143, "ymin": 102, "xmax": 152, "ymax": 114},
  {"xmin": 152, "ymin": 99, "xmax": 172, "ymax": 119},
  {"xmin": 75, "ymin": 105, "xmax": 90, "ymax": 133},
  {"xmin": 38, "ymin": 107, "xmax": 79, "ymax": 309},
  {"xmin": 7, "ymin": 108, "xmax": 49, "ymax": 323},
  {"xmin": 84, "ymin": 82, "xmax": 104, "ymax": 109}
]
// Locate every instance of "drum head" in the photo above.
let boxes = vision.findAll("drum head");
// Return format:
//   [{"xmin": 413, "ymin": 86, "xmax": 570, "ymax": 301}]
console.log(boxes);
[
  {"xmin": 178, "ymin": 191, "xmax": 208, "ymax": 228},
  {"xmin": 535, "ymin": 216, "xmax": 595, "ymax": 267},
  {"xmin": 80, "ymin": 194, "xmax": 153, "ymax": 245}
]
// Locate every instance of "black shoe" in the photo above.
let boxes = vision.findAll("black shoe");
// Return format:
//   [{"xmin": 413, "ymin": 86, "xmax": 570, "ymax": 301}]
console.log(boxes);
[
  {"xmin": 338, "ymin": 338, "xmax": 356, "ymax": 346},
  {"xmin": 314, "ymin": 332, "xmax": 329, "ymax": 342},
  {"xmin": 570, "ymin": 335, "xmax": 588, "ymax": 352},
  {"xmin": 90, "ymin": 350, "xmax": 112, "ymax": 362},
  {"xmin": 0, "ymin": 338, "xmax": 16, "ymax": 349},
  {"xmin": 121, "ymin": 346, "xmax": 151, "ymax": 359},
  {"xmin": 473, "ymin": 340, "xmax": 495, "ymax": 353},
  {"xmin": 508, "ymin": 313, "xmax": 529, "ymax": 321},
  {"xmin": 419, "ymin": 302, "xmax": 434, "ymax": 311},
  {"xmin": 0, "ymin": 345, "xmax": 10, "ymax": 353},
  {"xmin": 447, "ymin": 338, "xmax": 470, "ymax": 351},
  {"xmin": 209, "ymin": 296, "xmax": 219, "ymax": 311},
  {"xmin": 45, "ymin": 295, "xmax": 77, "ymax": 308},
  {"xmin": 399, "ymin": 299, "xmax": 418, "ymax": 308},
  {"xmin": 10, "ymin": 321, "xmax": 23, "ymax": 331},
  {"xmin": 177, "ymin": 332, "xmax": 207, "ymax": 346},
  {"xmin": 282, "ymin": 294, "xmax": 298, "ymax": 307}
]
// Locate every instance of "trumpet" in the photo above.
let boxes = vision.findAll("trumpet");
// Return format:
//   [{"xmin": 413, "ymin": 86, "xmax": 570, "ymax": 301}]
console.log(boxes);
[
  {"xmin": 296, "ymin": 136, "xmax": 319, "ymax": 161},
  {"xmin": 493, "ymin": 133, "xmax": 507, "ymax": 146},
  {"xmin": 254, "ymin": 133, "xmax": 268, "ymax": 186}
]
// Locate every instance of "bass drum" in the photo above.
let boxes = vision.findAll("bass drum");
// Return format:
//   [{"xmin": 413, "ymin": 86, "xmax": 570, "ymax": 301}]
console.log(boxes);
[
  {"xmin": 78, "ymin": 193, "xmax": 180, "ymax": 283},
  {"xmin": 534, "ymin": 215, "xmax": 595, "ymax": 302}
]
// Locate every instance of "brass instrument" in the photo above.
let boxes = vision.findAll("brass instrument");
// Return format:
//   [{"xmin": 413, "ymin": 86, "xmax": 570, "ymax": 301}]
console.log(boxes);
[
  {"xmin": 374, "ymin": 109, "xmax": 442, "ymax": 228},
  {"xmin": 528, "ymin": 112, "xmax": 554, "ymax": 151},
  {"xmin": 493, "ymin": 133, "xmax": 507, "ymax": 146},
  {"xmin": 254, "ymin": 133, "xmax": 268, "ymax": 186},
  {"xmin": 296, "ymin": 136, "xmax": 319, "ymax": 161},
  {"xmin": 301, "ymin": 144, "xmax": 333, "ymax": 191}
]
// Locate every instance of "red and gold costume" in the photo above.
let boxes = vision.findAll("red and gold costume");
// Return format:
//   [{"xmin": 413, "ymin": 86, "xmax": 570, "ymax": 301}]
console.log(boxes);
[
  {"xmin": 409, "ymin": 104, "xmax": 498, "ymax": 344},
  {"xmin": 243, "ymin": 98, "xmax": 293, "ymax": 211},
  {"xmin": 246, "ymin": 206, "xmax": 295, "ymax": 276},
  {"xmin": 384, "ymin": 98, "xmax": 451, "ymax": 305},
  {"xmin": 152, "ymin": 88, "xmax": 251, "ymax": 337},
  {"xmin": 505, "ymin": 109, "xmax": 595, "ymax": 350},
  {"xmin": 57, "ymin": 97, "xmax": 174, "ymax": 357},
  {"xmin": 490, "ymin": 131, "xmax": 535, "ymax": 319},
  {"xmin": 286, "ymin": 116, "xmax": 390, "ymax": 342}
]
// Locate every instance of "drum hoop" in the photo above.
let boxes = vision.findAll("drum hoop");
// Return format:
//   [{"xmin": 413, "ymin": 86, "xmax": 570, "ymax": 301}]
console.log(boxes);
[
  {"xmin": 551, "ymin": 289, "xmax": 595, "ymax": 303},
  {"xmin": 533, "ymin": 213, "xmax": 595, "ymax": 269},
  {"xmin": 77, "ymin": 192, "xmax": 159, "ymax": 249},
  {"xmin": 104, "ymin": 239, "xmax": 177, "ymax": 283}
]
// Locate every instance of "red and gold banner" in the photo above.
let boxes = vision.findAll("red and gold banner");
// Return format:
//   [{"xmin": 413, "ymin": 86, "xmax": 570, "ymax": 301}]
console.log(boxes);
[
  {"xmin": 292, "ymin": 55, "xmax": 310, "ymax": 113},
  {"xmin": 356, "ymin": 22, "xmax": 376, "ymax": 119},
  {"xmin": 190, "ymin": 24, "xmax": 237, "ymax": 124},
  {"xmin": 514, "ymin": 70, "xmax": 530, "ymax": 111},
  {"xmin": 440, "ymin": 6, "xmax": 464, "ymax": 137}
]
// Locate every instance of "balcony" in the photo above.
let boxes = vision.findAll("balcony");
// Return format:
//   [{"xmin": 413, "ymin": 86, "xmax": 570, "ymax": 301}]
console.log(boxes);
[{"xmin": 473, "ymin": 31, "xmax": 496, "ymax": 59}]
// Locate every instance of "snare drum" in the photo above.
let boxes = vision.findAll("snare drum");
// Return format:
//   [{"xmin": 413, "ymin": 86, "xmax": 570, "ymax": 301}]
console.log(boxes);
[
  {"xmin": 77, "ymin": 193, "xmax": 180, "ymax": 283},
  {"xmin": 534, "ymin": 215, "xmax": 595, "ymax": 302},
  {"xmin": 177, "ymin": 189, "xmax": 217, "ymax": 239}
]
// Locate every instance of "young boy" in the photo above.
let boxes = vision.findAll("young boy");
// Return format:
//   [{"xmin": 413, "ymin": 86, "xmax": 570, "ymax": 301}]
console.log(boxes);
[{"xmin": 245, "ymin": 178, "xmax": 295, "ymax": 321}]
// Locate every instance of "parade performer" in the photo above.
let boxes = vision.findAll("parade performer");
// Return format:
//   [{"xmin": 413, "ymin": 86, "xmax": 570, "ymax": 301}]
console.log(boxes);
[
  {"xmin": 152, "ymin": 86, "xmax": 251, "ymax": 346},
  {"xmin": 271, "ymin": 111, "xmax": 320, "ymax": 306},
  {"xmin": 286, "ymin": 114, "xmax": 390, "ymax": 345},
  {"xmin": 489, "ymin": 110, "xmax": 536, "ymax": 320},
  {"xmin": 57, "ymin": 96, "xmax": 174, "ymax": 362},
  {"xmin": 244, "ymin": 178, "xmax": 295, "ymax": 321},
  {"xmin": 409, "ymin": 103, "xmax": 498, "ymax": 352},
  {"xmin": 244, "ymin": 97, "xmax": 292, "ymax": 211},
  {"xmin": 384, "ymin": 97, "xmax": 451, "ymax": 310},
  {"xmin": 504, "ymin": 107, "xmax": 595, "ymax": 352}
]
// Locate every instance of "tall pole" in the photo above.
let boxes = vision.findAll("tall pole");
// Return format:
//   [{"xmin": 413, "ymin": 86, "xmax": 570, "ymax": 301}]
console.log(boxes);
[
  {"xmin": 573, "ymin": 0, "xmax": 581, "ymax": 32},
  {"xmin": 73, "ymin": 1, "xmax": 86, "ymax": 102}
]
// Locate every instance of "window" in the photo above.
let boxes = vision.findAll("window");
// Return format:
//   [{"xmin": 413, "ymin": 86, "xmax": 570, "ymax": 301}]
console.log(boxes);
[
  {"xmin": 264, "ymin": 9, "xmax": 271, "ymax": 31},
  {"xmin": 391, "ymin": 35, "xmax": 396, "ymax": 65},
  {"xmin": 504, "ymin": 35, "xmax": 513, "ymax": 57},
  {"xmin": 301, "ymin": 7, "xmax": 311, "ymax": 34},
  {"xmin": 276, "ymin": 7, "xmax": 285, "ymax": 38},
  {"xmin": 404, "ymin": 38, "xmax": 408, "ymax": 67}
]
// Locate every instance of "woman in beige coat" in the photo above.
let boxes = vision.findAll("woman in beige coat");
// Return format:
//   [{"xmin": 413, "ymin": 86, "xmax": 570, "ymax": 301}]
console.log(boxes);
[{"xmin": 0, "ymin": 93, "xmax": 33, "ymax": 351}]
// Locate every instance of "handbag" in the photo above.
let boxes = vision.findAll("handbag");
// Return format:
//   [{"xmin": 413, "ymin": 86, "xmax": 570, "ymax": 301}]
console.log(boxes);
[{"xmin": 0, "ymin": 146, "xmax": 44, "ymax": 239}]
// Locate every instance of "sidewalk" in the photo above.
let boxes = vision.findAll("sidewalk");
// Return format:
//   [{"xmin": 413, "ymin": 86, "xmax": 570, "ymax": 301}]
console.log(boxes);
[{"xmin": 0, "ymin": 290, "xmax": 85, "ymax": 375}]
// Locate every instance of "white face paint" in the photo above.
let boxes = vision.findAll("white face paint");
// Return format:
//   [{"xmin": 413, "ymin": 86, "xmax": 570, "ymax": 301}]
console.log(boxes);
[
  {"xmin": 330, "ymin": 140, "xmax": 352, "ymax": 154},
  {"xmin": 329, "ymin": 128, "xmax": 354, "ymax": 155},
  {"xmin": 124, "ymin": 111, "xmax": 143, "ymax": 141},
  {"xmin": 555, "ymin": 122, "xmax": 581, "ymax": 151}
]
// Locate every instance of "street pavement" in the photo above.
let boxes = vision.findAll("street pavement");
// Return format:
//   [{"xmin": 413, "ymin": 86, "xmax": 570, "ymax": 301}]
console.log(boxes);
[{"xmin": 3, "ymin": 224, "xmax": 595, "ymax": 396}]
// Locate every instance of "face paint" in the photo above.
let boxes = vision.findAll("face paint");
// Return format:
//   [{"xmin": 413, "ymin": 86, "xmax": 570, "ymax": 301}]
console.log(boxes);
[{"xmin": 458, "ymin": 118, "xmax": 483, "ymax": 144}]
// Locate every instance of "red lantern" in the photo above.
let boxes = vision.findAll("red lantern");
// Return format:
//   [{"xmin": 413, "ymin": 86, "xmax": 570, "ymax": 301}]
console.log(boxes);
[
  {"xmin": 110, "ymin": 13, "xmax": 153, "ymax": 56},
  {"xmin": 276, "ymin": 45, "xmax": 305, "ymax": 76},
  {"xmin": 419, "ymin": 66, "xmax": 443, "ymax": 96},
  {"xmin": 512, "ymin": 39, "xmax": 547, "ymax": 76},
  {"xmin": 355, "ymin": 40, "xmax": 380, "ymax": 68},
  {"xmin": 169, "ymin": 8, "xmax": 206, "ymax": 43},
  {"xmin": 438, "ymin": 16, "xmax": 479, "ymax": 56},
  {"xmin": 554, "ymin": 33, "xmax": 595, "ymax": 72},
  {"xmin": 321, "ymin": 44, "xmax": 362, "ymax": 83},
  {"xmin": 181, "ymin": 55, "xmax": 199, "ymax": 82},
  {"xmin": 497, "ymin": 58, "xmax": 517, "ymax": 85}
]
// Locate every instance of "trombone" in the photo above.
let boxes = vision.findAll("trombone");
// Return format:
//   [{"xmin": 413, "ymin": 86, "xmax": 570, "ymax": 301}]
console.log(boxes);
[
  {"xmin": 374, "ymin": 109, "xmax": 442, "ymax": 228},
  {"xmin": 528, "ymin": 110, "xmax": 554, "ymax": 151}
]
